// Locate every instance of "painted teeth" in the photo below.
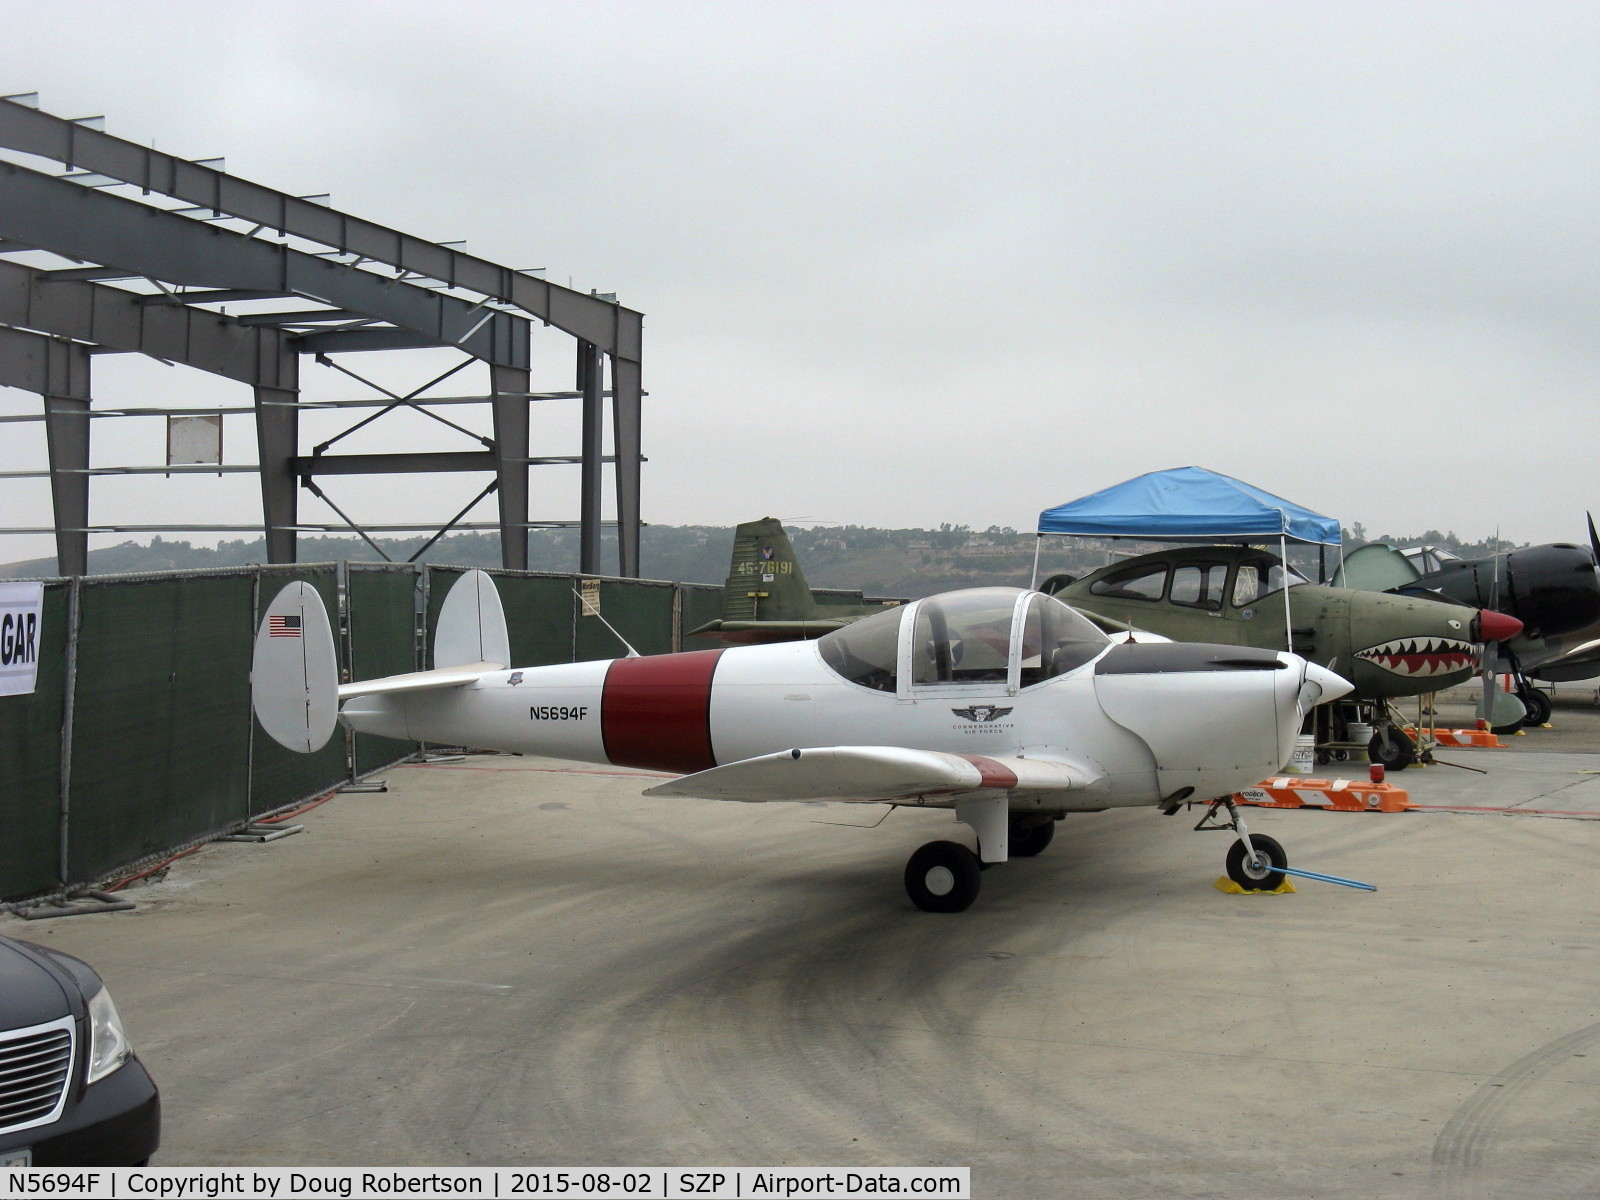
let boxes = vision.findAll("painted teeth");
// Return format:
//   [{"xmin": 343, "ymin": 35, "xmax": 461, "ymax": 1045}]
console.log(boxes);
[{"xmin": 1354, "ymin": 638, "xmax": 1477, "ymax": 678}]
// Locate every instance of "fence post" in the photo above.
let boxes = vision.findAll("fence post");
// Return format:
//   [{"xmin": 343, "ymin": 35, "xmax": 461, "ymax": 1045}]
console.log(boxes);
[{"xmin": 55, "ymin": 576, "xmax": 81, "ymax": 889}]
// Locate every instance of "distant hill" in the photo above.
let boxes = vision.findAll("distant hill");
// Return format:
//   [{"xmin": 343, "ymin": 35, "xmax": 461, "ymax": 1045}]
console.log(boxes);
[{"xmin": 1, "ymin": 522, "xmax": 1526, "ymax": 598}]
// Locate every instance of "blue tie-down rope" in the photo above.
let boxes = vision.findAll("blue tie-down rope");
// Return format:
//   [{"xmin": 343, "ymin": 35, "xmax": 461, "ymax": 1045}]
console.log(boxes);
[{"xmin": 1275, "ymin": 864, "xmax": 1377, "ymax": 892}]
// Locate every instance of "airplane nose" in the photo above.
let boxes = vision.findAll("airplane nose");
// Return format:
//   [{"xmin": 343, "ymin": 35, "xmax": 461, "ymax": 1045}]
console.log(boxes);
[
  {"xmin": 1475, "ymin": 609, "xmax": 1524, "ymax": 643},
  {"xmin": 1301, "ymin": 660, "xmax": 1354, "ymax": 706}
]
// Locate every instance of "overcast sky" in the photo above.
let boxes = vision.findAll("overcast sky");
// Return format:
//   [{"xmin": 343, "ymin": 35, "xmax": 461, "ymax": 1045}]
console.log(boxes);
[{"xmin": 3, "ymin": 0, "xmax": 1598, "ymax": 564}]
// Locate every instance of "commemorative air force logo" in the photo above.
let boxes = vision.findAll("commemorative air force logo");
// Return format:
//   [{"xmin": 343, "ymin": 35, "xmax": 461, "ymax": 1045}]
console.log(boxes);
[{"xmin": 952, "ymin": 704, "xmax": 1013, "ymax": 723}]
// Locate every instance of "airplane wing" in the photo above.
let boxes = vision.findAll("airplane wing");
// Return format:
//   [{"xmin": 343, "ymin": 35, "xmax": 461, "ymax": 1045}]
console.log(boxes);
[
  {"xmin": 642, "ymin": 745, "xmax": 1098, "ymax": 804},
  {"xmin": 1530, "ymin": 640, "xmax": 1600, "ymax": 683}
]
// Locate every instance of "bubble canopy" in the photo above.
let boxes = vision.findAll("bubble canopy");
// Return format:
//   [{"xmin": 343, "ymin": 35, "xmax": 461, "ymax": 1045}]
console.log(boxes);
[{"xmin": 817, "ymin": 587, "xmax": 1109, "ymax": 694}]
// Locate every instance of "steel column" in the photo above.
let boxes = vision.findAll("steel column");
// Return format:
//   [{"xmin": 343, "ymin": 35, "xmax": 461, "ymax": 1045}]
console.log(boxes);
[
  {"xmin": 32, "ymin": 335, "xmax": 93, "ymax": 577},
  {"xmin": 611, "ymin": 354, "xmax": 643, "ymax": 578},
  {"xmin": 255, "ymin": 369, "xmax": 299, "ymax": 563},
  {"xmin": 578, "ymin": 341, "xmax": 605, "ymax": 575},
  {"xmin": 490, "ymin": 361, "xmax": 531, "ymax": 572}
]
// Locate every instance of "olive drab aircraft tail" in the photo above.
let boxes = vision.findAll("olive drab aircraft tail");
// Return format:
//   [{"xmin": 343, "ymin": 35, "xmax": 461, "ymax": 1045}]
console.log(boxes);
[
  {"xmin": 685, "ymin": 517, "xmax": 901, "ymax": 643},
  {"xmin": 253, "ymin": 569, "xmax": 1357, "ymax": 912}
]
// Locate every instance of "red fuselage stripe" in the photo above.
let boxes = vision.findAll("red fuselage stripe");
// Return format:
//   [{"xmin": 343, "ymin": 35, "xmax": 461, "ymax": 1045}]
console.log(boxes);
[
  {"xmin": 601, "ymin": 650, "xmax": 724, "ymax": 773},
  {"xmin": 958, "ymin": 754, "xmax": 1020, "ymax": 789}
]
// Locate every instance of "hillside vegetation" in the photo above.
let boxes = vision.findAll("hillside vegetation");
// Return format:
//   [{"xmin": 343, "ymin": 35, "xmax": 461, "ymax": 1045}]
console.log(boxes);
[{"xmin": 2, "ymin": 521, "xmax": 1525, "ymax": 598}]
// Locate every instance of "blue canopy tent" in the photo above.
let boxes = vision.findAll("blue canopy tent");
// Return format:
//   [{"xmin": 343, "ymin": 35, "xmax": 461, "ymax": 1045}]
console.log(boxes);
[
  {"xmin": 1036, "ymin": 466, "xmax": 1342, "ymax": 545},
  {"xmin": 1032, "ymin": 467, "xmax": 1345, "ymax": 640}
]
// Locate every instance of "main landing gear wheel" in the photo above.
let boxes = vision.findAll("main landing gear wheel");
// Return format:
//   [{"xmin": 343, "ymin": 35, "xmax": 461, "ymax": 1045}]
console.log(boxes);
[
  {"xmin": 1008, "ymin": 816, "xmax": 1056, "ymax": 858},
  {"xmin": 1519, "ymin": 687, "xmax": 1553, "ymax": 728},
  {"xmin": 1368, "ymin": 727, "xmax": 1416, "ymax": 771},
  {"xmin": 1226, "ymin": 834, "xmax": 1288, "ymax": 891},
  {"xmin": 905, "ymin": 840, "xmax": 983, "ymax": 912}
]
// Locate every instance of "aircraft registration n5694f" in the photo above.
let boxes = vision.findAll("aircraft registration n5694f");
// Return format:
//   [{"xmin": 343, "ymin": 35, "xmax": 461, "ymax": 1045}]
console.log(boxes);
[{"xmin": 253, "ymin": 572, "xmax": 1352, "ymax": 911}]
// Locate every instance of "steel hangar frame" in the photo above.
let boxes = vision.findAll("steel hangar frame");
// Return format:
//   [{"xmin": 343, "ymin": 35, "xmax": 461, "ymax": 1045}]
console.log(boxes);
[{"xmin": 0, "ymin": 94, "xmax": 644, "ymax": 577}]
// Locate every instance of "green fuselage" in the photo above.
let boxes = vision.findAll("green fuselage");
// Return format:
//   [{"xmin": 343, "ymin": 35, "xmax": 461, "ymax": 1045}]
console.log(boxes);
[{"xmin": 1053, "ymin": 546, "xmax": 1480, "ymax": 701}]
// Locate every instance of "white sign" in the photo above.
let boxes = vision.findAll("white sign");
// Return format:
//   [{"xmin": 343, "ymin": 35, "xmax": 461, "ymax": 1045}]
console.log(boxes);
[
  {"xmin": 0, "ymin": 581, "xmax": 44, "ymax": 697},
  {"xmin": 167, "ymin": 413, "xmax": 223, "ymax": 466}
]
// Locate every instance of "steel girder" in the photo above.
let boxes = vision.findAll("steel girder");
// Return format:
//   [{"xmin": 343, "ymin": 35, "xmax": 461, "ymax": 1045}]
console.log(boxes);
[
  {"xmin": 0, "ymin": 162, "xmax": 529, "ymax": 369},
  {"xmin": 0, "ymin": 99, "xmax": 641, "ymax": 359},
  {"xmin": 0, "ymin": 258, "xmax": 295, "ymax": 388},
  {"xmin": 0, "ymin": 98, "xmax": 644, "ymax": 576}
]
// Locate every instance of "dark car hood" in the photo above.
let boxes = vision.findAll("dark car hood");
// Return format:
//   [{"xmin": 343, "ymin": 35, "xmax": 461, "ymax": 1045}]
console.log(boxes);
[{"xmin": 0, "ymin": 937, "xmax": 75, "ymax": 1030}]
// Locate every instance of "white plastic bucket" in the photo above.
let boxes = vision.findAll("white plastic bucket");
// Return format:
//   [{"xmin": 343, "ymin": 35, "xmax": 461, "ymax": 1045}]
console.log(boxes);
[{"xmin": 1285, "ymin": 734, "xmax": 1316, "ymax": 774}]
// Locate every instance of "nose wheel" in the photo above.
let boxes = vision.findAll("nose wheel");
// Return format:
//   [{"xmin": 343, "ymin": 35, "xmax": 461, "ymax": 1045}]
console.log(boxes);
[
  {"xmin": 1225, "ymin": 833, "xmax": 1287, "ymax": 890},
  {"xmin": 1197, "ymin": 798, "xmax": 1290, "ymax": 891}
]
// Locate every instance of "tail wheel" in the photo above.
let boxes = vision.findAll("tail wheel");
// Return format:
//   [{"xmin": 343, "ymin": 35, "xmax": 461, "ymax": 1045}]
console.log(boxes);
[
  {"xmin": 1226, "ymin": 834, "xmax": 1288, "ymax": 891},
  {"xmin": 905, "ymin": 841, "xmax": 983, "ymax": 912}
]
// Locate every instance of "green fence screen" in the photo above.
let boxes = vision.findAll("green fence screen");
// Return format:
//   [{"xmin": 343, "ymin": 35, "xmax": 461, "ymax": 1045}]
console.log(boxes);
[
  {"xmin": 0, "ymin": 583, "xmax": 68, "ymax": 901},
  {"xmin": 67, "ymin": 573, "xmax": 257, "ymax": 883},
  {"xmin": 347, "ymin": 565, "xmax": 421, "ymax": 775},
  {"xmin": 0, "ymin": 561, "xmax": 831, "ymax": 902}
]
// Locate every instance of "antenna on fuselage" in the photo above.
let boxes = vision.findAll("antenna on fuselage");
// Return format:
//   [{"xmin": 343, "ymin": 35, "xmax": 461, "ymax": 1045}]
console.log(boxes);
[{"xmin": 574, "ymin": 587, "xmax": 642, "ymax": 658}]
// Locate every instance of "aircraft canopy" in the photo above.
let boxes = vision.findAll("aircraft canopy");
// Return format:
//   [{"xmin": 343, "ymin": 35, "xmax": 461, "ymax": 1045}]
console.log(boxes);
[{"xmin": 1036, "ymin": 466, "xmax": 1343, "ymax": 547}]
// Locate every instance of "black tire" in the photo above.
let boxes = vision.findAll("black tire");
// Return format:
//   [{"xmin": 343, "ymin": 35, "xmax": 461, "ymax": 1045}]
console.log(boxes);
[
  {"xmin": 1519, "ymin": 688, "xmax": 1553, "ymax": 727},
  {"xmin": 1226, "ymin": 834, "xmax": 1288, "ymax": 891},
  {"xmin": 1009, "ymin": 817, "xmax": 1056, "ymax": 858},
  {"xmin": 1368, "ymin": 728, "xmax": 1415, "ymax": 771},
  {"xmin": 905, "ymin": 840, "xmax": 983, "ymax": 912}
]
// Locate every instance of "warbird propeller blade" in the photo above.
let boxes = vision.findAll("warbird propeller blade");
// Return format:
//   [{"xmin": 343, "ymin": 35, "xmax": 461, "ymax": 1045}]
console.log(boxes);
[{"xmin": 254, "ymin": 572, "xmax": 1352, "ymax": 912}]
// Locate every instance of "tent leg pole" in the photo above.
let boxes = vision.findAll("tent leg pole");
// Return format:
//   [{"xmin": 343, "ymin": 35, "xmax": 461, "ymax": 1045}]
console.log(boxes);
[{"xmin": 1281, "ymin": 534, "xmax": 1294, "ymax": 654}]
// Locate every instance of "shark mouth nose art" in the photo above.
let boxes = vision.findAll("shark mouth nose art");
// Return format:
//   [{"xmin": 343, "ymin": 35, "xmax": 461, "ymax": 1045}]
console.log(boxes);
[{"xmin": 1355, "ymin": 637, "xmax": 1477, "ymax": 678}]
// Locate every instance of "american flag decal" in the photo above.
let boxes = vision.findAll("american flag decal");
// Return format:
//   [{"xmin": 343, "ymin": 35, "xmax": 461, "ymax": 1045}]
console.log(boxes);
[{"xmin": 268, "ymin": 614, "xmax": 302, "ymax": 638}]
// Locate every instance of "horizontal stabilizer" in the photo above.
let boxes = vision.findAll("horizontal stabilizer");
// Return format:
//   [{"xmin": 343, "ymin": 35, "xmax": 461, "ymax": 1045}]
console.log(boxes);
[
  {"xmin": 643, "ymin": 745, "xmax": 1095, "ymax": 804},
  {"xmin": 339, "ymin": 661, "xmax": 499, "ymax": 699}
]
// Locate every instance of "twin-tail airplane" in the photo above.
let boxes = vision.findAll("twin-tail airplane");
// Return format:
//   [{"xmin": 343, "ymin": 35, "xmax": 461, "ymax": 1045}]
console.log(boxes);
[
  {"xmin": 688, "ymin": 518, "xmax": 1520, "ymax": 770},
  {"xmin": 253, "ymin": 570, "xmax": 1352, "ymax": 912}
]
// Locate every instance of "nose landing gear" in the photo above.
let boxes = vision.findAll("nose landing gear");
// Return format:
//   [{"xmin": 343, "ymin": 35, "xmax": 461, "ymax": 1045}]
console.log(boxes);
[{"xmin": 1197, "ymin": 798, "xmax": 1288, "ymax": 891}]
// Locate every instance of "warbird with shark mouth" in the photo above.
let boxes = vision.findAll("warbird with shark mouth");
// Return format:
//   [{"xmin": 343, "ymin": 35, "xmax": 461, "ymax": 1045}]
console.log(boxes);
[
  {"xmin": 1046, "ymin": 546, "xmax": 1520, "ymax": 701},
  {"xmin": 1044, "ymin": 546, "xmax": 1522, "ymax": 767},
  {"xmin": 253, "ymin": 571, "xmax": 1352, "ymax": 912}
]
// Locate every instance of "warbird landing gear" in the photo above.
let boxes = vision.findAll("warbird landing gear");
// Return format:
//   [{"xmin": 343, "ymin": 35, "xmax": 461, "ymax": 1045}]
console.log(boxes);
[{"xmin": 1197, "ymin": 798, "xmax": 1288, "ymax": 891}]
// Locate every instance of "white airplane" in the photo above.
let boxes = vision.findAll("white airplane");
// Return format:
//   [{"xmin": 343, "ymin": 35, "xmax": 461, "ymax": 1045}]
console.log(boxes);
[{"xmin": 252, "ymin": 571, "xmax": 1352, "ymax": 911}]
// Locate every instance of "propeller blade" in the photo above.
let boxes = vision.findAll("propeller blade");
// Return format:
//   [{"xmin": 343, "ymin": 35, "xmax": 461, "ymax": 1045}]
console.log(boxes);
[{"xmin": 1588, "ymin": 511, "xmax": 1599, "ymax": 564}]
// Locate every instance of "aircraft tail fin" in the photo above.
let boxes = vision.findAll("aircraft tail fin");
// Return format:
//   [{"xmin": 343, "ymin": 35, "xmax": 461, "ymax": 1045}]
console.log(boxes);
[
  {"xmin": 1333, "ymin": 544, "xmax": 1422, "ymax": 591},
  {"xmin": 721, "ymin": 517, "xmax": 819, "ymax": 623},
  {"xmin": 252, "ymin": 581, "xmax": 340, "ymax": 754},
  {"xmin": 434, "ymin": 569, "xmax": 510, "ymax": 670}
]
